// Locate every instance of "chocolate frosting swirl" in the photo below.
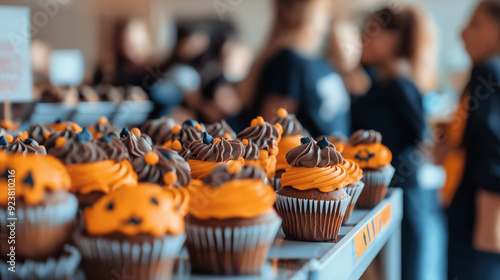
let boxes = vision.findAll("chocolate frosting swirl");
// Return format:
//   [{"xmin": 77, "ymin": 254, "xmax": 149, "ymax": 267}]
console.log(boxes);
[
  {"xmin": 45, "ymin": 129, "xmax": 77, "ymax": 153},
  {"xmin": 120, "ymin": 130, "xmax": 153, "ymax": 158},
  {"xmin": 131, "ymin": 147, "xmax": 191, "ymax": 187},
  {"xmin": 189, "ymin": 136, "xmax": 244, "ymax": 162},
  {"xmin": 140, "ymin": 116, "xmax": 176, "ymax": 145},
  {"xmin": 169, "ymin": 121, "xmax": 205, "ymax": 160},
  {"xmin": 205, "ymin": 120, "xmax": 236, "ymax": 139},
  {"xmin": 237, "ymin": 121, "xmax": 280, "ymax": 150},
  {"xmin": 286, "ymin": 137, "xmax": 343, "ymax": 167},
  {"xmin": 273, "ymin": 113, "xmax": 309, "ymax": 137},
  {"xmin": 96, "ymin": 136, "xmax": 129, "ymax": 162},
  {"xmin": 349, "ymin": 130, "xmax": 382, "ymax": 145},
  {"xmin": 201, "ymin": 164, "xmax": 266, "ymax": 187},
  {"xmin": 3, "ymin": 138, "xmax": 47, "ymax": 155},
  {"xmin": 27, "ymin": 123, "xmax": 53, "ymax": 145},
  {"xmin": 89, "ymin": 120, "xmax": 118, "ymax": 136},
  {"xmin": 51, "ymin": 138, "xmax": 108, "ymax": 164},
  {"xmin": 242, "ymin": 139, "xmax": 260, "ymax": 160}
]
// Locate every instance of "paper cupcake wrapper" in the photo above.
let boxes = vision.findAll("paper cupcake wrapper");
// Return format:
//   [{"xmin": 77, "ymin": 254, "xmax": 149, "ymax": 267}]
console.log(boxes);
[
  {"xmin": 357, "ymin": 165, "xmax": 395, "ymax": 208},
  {"xmin": 343, "ymin": 181, "xmax": 365, "ymax": 224},
  {"xmin": 269, "ymin": 177, "xmax": 281, "ymax": 191},
  {"xmin": 0, "ymin": 192, "xmax": 78, "ymax": 259},
  {"xmin": 74, "ymin": 232, "xmax": 185, "ymax": 280},
  {"xmin": 0, "ymin": 244, "xmax": 81, "ymax": 280},
  {"xmin": 275, "ymin": 194, "xmax": 349, "ymax": 241},
  {"xmin": 185, "ymin": 216, "xmax": 281, "ymax": 275}
]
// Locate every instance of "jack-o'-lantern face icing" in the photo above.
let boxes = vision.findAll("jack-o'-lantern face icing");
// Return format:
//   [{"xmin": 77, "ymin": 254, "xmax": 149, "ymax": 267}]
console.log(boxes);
[
  {"xmin": 83, "ymin": 184, "xmax": 186, "ymax": 236},
  {"xmin": 342, "ymin": 130, "xmax": 392, "ymax": 169},
  {"xmin": 0, "ymin": 153, "xmax": 71, "ymax": 205}
]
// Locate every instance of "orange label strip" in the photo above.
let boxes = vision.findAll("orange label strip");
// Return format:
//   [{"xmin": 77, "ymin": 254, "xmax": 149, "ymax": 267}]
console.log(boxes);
[{"xmin": 353, "ymin": 204, "xmax": 392, "ymax": 259}]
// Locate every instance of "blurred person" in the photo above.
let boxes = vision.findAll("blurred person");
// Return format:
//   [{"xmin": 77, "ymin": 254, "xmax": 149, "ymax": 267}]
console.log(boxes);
[
  {"xmin": 443, "ymin": 1, "xmax": 500, "ymax": 279},
  {"xmin": 239, "ymin": 0, "xmax": 350, "ymax": 137},
  {"xmin": 342, "ymin": 5, "xmax": 445, "ymax": 280}
]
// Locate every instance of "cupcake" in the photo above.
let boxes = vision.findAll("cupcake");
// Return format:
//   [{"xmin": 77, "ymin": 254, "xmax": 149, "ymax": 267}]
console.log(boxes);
[
  {"xmin": 342, "ymin": 130, "xmax": 395, "ymax": 207},
  {"xmin": 27, "ymin": 123, "xmax": 53, "ymax": 145},
  {"xmin": 272, "ymin": 108, "xmax": 309, "ymax": 189},
  {"xmin": 87, "ymin": 116, "xmax": 118, "ymax": 139},
  {"xmin": 50, "ymin": 128, "xmax": 137, "ymax": 208},
  {"xmin": 0, "ymin": 137, "xmax": 47, "ymax": 155},
  {"xmin": 74, "ymin": 184, "xmax": 187, "ymax": 280},
  {"xmin": 205, "ymin": 119, "xmax": 236, "ymax": 139},
  {"xmin": 141, "ymin": 116, "xmax": 177, "ymax": 145},
  {"xmin": 276, "ymin": 137, "xmax": 350, "ymax": 241},
  {"xmin": 237, "ymin": 116, "xmax": 282, "ymax": 179},
  {"xmin": 131, "ymin": 146, "xmax": 191, "ymax": 187},
  {"xmin": 162, "ymin": 120, "xmax": 205, "ymax": 160},
  {"xmin": 186, "ymin": 162, "xmax": 281, "ymax": 275},
  {"xmin": 188, "ymin": 132, "xmax": 244, "ymax": 179},
  {"xmin": 0, "ymin": 153, "xmax": 78, "ymax": 259},
  {"xmin": 341, "ymin": 159, "xmax": 364, "ymax": 224}
]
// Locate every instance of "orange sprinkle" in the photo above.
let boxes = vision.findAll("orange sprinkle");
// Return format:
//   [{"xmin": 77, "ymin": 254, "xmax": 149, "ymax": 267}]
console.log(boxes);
[
  {"xmin": 274, "ymin": 123, "xmax": 283, "ymax": 136},
  {"xmin": 222, "ymin": 132, "xmax": 232, "ymax": 139},
  {"xmin": 162, "ymin": 140, "xmax": 172, "ymax": 148},
  {"xmin": 242, "ymin": 139, "xmax": 249, "ymax": 146},
  {"xmin": 257, "ymin": 116, "xmax": 265, "ymax": 126},
  {"xmin": 163, "ymin": 171, "xmax": 178, "ymax": 185},
  {"xmin": 44, "ymin": 131, "xmax": 52, "ymax": 139},
  {"xmin": 145, "ymin": 151, "xmax": 160, "ymax": 165},
  {"xmin": 277, "ymin": 108, "xmax": 288, "ymax": 118},
  {"xmin": 55, "ymin": 137, "xmax": 67, "ymax": 148},
  {"xmin": 213, "ymin": 138, "xmax": 221, "ymax": 144},
  {"xmin": 3, "ymin": 134, "xmax": 13, "ymax": 143},
  {"xmin": 97, "ymin": 116, "xmax": 108, "ymax": 125},
  {"xmin": 95, "ymin": 132, "xmax": 103, "ymax": 139},
  {"xmin": 250, "ymin": 119, "xmax": 258, "ymax": 127},
  {"xmin": 194, "ymin": 124, "xmax": 202, "ymax": 131},
  {"xmin": 18, "ymin": 131, "xmax": 28, "ymax": 139},
  {"xmin": 172, "ymin": 140, "xmax": 182, "ymax": 151},
  {"xmin": 227, "ymin": 161, "xmax": 242, "ymax": 174},
  {"xmin": 131, "ymin": 128, "xmax": 141, "ymax": 136},
  {"xmin": 172, "ymin": 125, "xmax": 180, "ymax": 134},
  {"xmin": 71, "ymin": 123, "xmax": 82, "ymax": 133}
]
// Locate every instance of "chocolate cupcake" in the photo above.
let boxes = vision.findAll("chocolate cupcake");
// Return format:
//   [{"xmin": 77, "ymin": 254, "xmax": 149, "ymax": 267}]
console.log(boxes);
[
  {"xmin": 87, "ymin": 116, "xmax": 118, "ymax": 139},
  {"xmin": 140, "ymin": 116, "xmax": 177, "ymax": 145},
  {"xmin": 237, "ymin": 116, "xmax": 282, "ymax": 179},
  {"xmin": 27, "ymin": 123, "xmax": 53, "ymax": 145},
  {"xmin": 341, "ymin": 159, "xmax": 364, "ymax": 224},
  {"xmin": 342, "ymin": 130, "xmax": 395, "ymax": 207},
  {"xmin": 186, "ymin": 162, "xmax": 281, "ymax": 275},
  {"xmin": 188, "ymin": 132, "xmax": 244, "ymax": 179},
  {"xmin": 205, "ymin": 119, "xmax": 236, "ymax": 139},
  {"xmin": 0, "ymin": 153, "xmax": 78, "ymax": 259},
  {"xmin": 276, "ymin": 137, "xmax": 350, "ymax": 241},
  {"xmin": 0, "ymin": 137, "xmax": 46, "ymax": 155},
  {"xmin": 74, "ymin": 184, "xmax": 187, "ymax": 280},
  {"xmin": 163, "ymin": 119, "xmax": 205, "ymax": 160},
  {"xmin": 51, "ymin": 128, "xmax": 137, "ymax": 208}
]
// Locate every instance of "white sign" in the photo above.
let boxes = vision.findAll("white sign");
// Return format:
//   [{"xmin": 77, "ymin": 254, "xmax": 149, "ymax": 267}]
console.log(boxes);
[{"xmin": 0, "ymin": 6, "xmax": 32, "ymax": 102}]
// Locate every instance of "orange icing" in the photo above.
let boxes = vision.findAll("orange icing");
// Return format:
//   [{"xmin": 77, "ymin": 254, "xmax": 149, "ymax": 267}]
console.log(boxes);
[
  {"xmin": 84, "ymin": 184, "xmax": 185, "ymax": 236},
  {"xmin": 342, "ymin": 159, "xmax": 363, "ymax": 185},
  {"xmin": 188, "ymin": 178, "xmax": 275, "ymax": 220},
  {"xmin": 164, "ymin": 186, "xmax": 190, "ymax": 216},
  {"xmin": 66, "ymin": 160, "xmax": 138, "ymax": 194},
  {"xmin": 163, "ymin": 171, "xmax": 178, "ymax": 185},
  {"xmin": 0, "ymin": 153, "xmax": 71, "ymax": 205},
  {"xmin": 276, "ymin": 134, "xmax": 303, "ymax": 171},
  {"xmin": 256, "ymin": 150, "xmax": 277, "ymax": 178},
  {"xmin": 1, "ymin": 120, "xmax": 16, "ymax": 131},
  {"xmin": 342, "ymin": 143, "xmax": 392, "ymax": 169},
  {"xmin": 281, "ymin": 165, "xmax": 349, "ymax": 192},
  {"xmin": 335, "ymin": 143, "xmax": 345, "ymax": 153},
  {"xmin": 188, "ymin": 158, "xmax": 243, "ymax": 179}
]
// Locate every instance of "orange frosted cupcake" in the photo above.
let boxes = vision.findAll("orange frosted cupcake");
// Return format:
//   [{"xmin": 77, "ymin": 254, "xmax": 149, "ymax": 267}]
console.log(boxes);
[
  {"xmin": 341, "ymin": 159, "xmax": 364, "ymax": 224},
  {"xmin": 74, "ymin": 184, "xmax": 187, "ymax": 280},
  {"xmin": 342, "ymin": 130, "xmax": 395, "ymax": 207},
  {"xmin": 187, "ymin": 132, "xmax": 244, "ymax": 179},
  {"xmin": 237, "ymin": 116, "xmax": 282, "ymax": 180},
  {"xmin": 276, "ymin": 137, "xmax": 350, "ymax": 241},
  {"xmin": 186, "ymin": 162, "xmax": 280, "ymax": 275}
]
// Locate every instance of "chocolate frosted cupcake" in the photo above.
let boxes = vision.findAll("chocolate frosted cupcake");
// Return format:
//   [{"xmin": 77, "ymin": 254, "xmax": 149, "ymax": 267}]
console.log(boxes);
[
  {"xmin": 0, "ymin": 137, "xmax": 47, "ymax": 155},
  {"xmin": 342, "ymin": 130, "xmax": 395, "ymax": 207},
  {"xmin": 205, "ymin": 119, "xmax": 236, "ymax": 139},
  {"xmin": 27, "ymin": 123, "xmax": 53, "ymax": 145},
  {"xmin": 341, "ymin": 159, "xmax": 364, "ymax": 224},
  {"xmin": 131, "ymin": 146, "xmax": 191, "ymax": 187},
  {"xmin": 188, "ymin": 132, "xmax": 244, "ymax": 179},
  {"xmin": 237, "ymin": 116, "xmax": 282, "ymax": 179},
  {"xmin": 276, "ymin": 137, "xmax": 350, "ymax": 241},
  {"xmin": 51, "ymin": 128, "xmax": 137, "ymax": 208},
  {"xmin": 0, "ymin": 153, "xmax": 78, "ymax": 260},
  {"xmin": 119, "ymin": 127, "xmax": 153, "ymax": 158},
  {"xmin": 141, "ymin": 116, "xmax": 177, "ymax": 145},
  {"xmin": 163, "ymin": 120, "xmax": 205, "ymax": 160},
  {"xmin": 74, "ymin": 184, "xmax": 187, "ymax": 280},
  {"xmin": 87, "ymin": 116, "xmax": 118, "ymax": 139},
  {"xmin": 186, "ymin": 162, "xmax": 281, "ymax": 275}
]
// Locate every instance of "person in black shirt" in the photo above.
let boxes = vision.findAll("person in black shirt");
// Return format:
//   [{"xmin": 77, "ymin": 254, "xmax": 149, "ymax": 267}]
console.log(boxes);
[{"xmin": 446, "ymin": 1, "xmax": 500, "ymax": 279}]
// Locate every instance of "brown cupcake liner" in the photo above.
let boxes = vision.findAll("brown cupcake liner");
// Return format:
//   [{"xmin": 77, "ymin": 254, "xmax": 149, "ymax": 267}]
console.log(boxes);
[
  {"xmin": 0, "ymin": 244, "xmax": 81, "ymax": 280},
  {"xmin": 357, "ymin": 165, "xmax": 395, "ymax": 208},
  {"xmin": 275, "ymin": 193, "xmax": 349, "ymax": 241},
  {"xmin": 343, "ymin": 181, "xmax": 365, "ymax": 224},
  {"xmin": 0, "ymin": 192, "xmax": 78, "ymax": 259},
  {"xmin": 185, "ymin": 216, "xmax": 281, "ymax": 275},
  {"xmin": 73, "ymin": 232, "xmax": 185, "ymax": 280}
]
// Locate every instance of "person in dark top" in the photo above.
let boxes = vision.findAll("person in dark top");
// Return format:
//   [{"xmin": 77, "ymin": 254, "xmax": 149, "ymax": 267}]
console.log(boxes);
[
  {"xmin": 239, "ymin": 0, "xmax": 350, "ymax": 137},
  {"xmin": 446, "ymin": 1, "xmax": 500, "ymax": 279},
  {"xmin": 348, "ymin": 6, "xmax": 445, "ymax": 280}
]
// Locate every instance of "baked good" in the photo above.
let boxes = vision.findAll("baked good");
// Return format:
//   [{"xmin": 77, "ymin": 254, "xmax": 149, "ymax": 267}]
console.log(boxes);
[{"xmin": 341, "ymin": 159, "xmax": 364, "ymax": 224}]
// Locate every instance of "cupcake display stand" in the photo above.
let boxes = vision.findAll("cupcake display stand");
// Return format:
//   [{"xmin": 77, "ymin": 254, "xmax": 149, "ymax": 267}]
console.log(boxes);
[{"xmin": 174, "ymin": 188, "xmax": 403, "ymax": 280}]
